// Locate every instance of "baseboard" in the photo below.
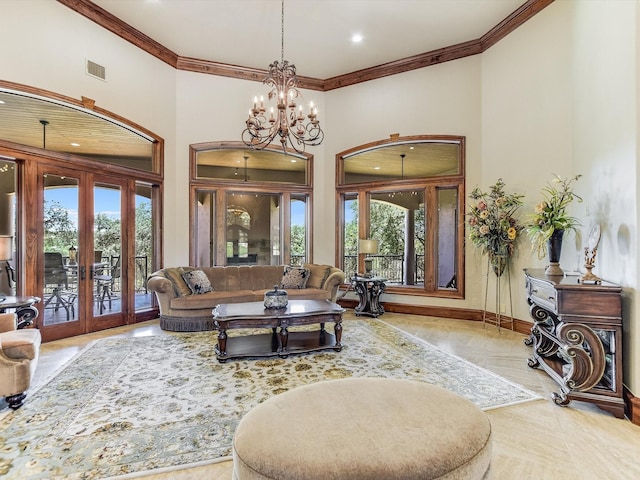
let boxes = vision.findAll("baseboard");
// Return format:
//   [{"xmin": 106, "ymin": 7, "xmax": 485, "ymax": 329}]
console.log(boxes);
[
  {"xmin": 338, "ymin": 298, "xmax": 639, "ymax": 422},
  {"xmin": 337, "ymin": 299, "xmax": 531, "ymax": 336}
]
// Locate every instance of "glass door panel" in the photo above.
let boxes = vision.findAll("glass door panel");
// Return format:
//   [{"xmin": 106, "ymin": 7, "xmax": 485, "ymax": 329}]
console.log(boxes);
[
  {"xmin": 93, "ymin": 182, "xmax": 122, "ymax": 317},
  {"xmin": 290, "ymin": 195, "xmax": 308, "ymax": 266},
  {"xmin": 134, "ymin": 183, "xmax": 153, "ymax": 310},
  {"xmin": 42, "ymin": 174, "xmax": 80, "ymax": 328},
  {"xmin": 342, "ymin": 193, "xmax": 358, "ymax": 276}
]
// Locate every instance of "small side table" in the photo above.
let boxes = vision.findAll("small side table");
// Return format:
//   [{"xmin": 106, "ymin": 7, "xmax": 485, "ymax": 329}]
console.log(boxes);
[
  {"xmin": 351, "ymin": 275, "xmax": 386, "ymax": 318},
  {"xmin": 0, "ymin": 296, "xmax": 41, "ymax": 329}
]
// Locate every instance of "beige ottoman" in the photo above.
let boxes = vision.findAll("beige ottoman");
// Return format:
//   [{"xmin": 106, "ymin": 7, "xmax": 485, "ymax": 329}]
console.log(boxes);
[{"xmin": 233, "ymin": 377, "xmax": 492, "ymax": 480}]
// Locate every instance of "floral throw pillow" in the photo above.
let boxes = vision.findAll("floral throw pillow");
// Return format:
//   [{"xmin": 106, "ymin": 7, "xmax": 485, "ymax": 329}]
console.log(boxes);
[
  {"xmin": 281, "ymin": 266, "xmax": 310, "ymax": 289},
  {"xmin": 182, "ymin": 269, "xmax": 213, "ymax": 295}
]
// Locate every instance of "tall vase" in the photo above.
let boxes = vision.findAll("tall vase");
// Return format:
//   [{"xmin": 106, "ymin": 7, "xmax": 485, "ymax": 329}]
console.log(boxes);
[
  {"xmin": 490, "ymin": 254, "xmax": 507, "ymax": 277},
  {"xmin": 545, "ymin": 229, "xmax": 564, "ymax": 276}
]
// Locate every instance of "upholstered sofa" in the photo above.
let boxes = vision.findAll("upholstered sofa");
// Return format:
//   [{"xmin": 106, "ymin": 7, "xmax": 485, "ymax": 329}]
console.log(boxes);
[
  {"xmin": 147, "ymin": 264, "xmax": 346, "ymax": 332},
  {"xmin": 1, "ymin": 313, "xmax": 41, "ymax": 409}
]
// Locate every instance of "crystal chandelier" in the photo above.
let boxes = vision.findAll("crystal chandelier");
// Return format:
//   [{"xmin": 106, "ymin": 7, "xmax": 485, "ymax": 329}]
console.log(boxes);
[{"xmin": 241, "ymin": 0, "xmax": 324, "ymax": 154}]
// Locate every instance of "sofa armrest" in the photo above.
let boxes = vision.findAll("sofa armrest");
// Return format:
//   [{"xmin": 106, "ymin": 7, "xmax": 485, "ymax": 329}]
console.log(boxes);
[
  {"xmin": 147, "ymin": 275, "xmax": 174, "ymax": 295},
  {"xmin": 147, "ymin": 274, "xmax": 180, "ymax": 316},
  {"xmin": 323, "ymin": 268, "xmax": 346, "ymax": 302},
  {"xmin": 0, "ymin": 313, "xmax": 17, "ymax": 333}
]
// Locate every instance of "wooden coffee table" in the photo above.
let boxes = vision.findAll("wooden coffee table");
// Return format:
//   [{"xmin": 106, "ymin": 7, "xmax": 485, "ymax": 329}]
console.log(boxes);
[{"xmin": 212, "ymin": 299, "xmax": 345, "ymax": 362}]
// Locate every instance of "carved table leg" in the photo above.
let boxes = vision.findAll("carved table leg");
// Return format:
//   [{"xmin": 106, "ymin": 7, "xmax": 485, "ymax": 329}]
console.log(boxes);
[
  {"xmin": 215, "ymin": 324, "xmax": 228, "ymax": 359},
  {"xmin": 369, "ymin": 281, "xmax": 386, "ymax": 317},
  {"xmin": 353, "ymin": 282, "xmax": 368, "ymax": 316},
  {"xmin": 279, "ymin": 326, "xmax": 289, "ymax": 355},
  {"xmin": 334, "ymin": 318, "xmax": 343, "ymax": 348}
]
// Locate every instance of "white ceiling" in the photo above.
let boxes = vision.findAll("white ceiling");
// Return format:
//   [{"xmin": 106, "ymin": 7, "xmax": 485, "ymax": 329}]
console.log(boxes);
[{"xmin": 91, "ymin": 0, "xmax": 527, "ymax": 80}]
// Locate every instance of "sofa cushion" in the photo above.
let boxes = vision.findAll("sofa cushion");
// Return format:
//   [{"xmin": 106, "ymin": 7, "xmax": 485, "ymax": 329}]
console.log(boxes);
[
  {"xmin": 284, "ymin": 288, "xmax": 330, "ymax": 301},
  {"xmin": 164, "ymin": 267, "xmax": 193, "ymax": 297},
  {"xmin": 281, "ymin": 266, "xmax": 310, "ymax": 289},
  {"xmin": 182, "ymin": 269, "xmax": 213, "ymax": 294},
  {"xmin": 304, "ymin": 263, "xmax": 331, "ymax": 289}
]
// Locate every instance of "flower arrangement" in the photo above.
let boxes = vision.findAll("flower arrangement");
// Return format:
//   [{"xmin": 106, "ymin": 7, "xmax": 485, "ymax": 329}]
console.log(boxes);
[
  {"xmin": 527, "ymin": 174, "xmax": 582, "ymax": 259},
  {"xmin": 467, "ymin": 179, "xmax": 525, "ymax": 268}
]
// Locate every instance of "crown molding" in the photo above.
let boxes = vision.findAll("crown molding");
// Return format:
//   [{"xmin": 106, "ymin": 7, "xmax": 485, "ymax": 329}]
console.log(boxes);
[
  {"xmin": 57, "ymin": 0, "xmax": 179, "ymax": 67},
  {"xmin": 57, "ymin": 0, "xmax": 554, "ymax": 92},
  {"xmin": 176, "ymin": 57, "xmax": 326, "ymax": 92}
]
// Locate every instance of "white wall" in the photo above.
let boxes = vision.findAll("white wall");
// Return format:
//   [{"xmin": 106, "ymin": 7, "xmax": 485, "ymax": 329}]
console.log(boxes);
[{"xmin": 569, "ymin": 0, "xmax": 638, "ymax": 399}]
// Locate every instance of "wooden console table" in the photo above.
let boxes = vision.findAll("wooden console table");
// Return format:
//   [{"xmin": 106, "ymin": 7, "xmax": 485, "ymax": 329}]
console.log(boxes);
[{"xmin": 523, "ymin": 269, "xmax": 624, "ymax": 418}]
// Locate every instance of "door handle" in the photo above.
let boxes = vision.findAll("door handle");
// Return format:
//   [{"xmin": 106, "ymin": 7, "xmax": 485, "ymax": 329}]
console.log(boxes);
[{"xmin": 80, "ymin": 265, "xmax": 86, "ymax": 280}]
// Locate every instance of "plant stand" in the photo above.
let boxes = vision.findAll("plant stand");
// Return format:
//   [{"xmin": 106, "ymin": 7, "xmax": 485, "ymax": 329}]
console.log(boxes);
[{"xmin": 482, "ymin": 255, "xmax": 514, "ymax": 331}]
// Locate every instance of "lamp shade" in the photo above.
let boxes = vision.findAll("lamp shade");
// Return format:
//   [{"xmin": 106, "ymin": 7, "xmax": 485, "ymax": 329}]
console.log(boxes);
[
  {"xmin": 0, "ymin": 235, "xmax": 12, "ymax": 261},
  {"xmin": 358, "ymin": 239, "xmax": 379, "ymax": 254}
]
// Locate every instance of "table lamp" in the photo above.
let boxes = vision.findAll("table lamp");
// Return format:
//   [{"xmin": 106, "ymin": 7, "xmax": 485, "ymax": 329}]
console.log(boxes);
[
  {"xmin": 0, "ymin": 235, "xmax": 13, "ymax": 301},
  {"xmin": 359, "ymin": 239, "xmax": 379, "ymax": 277}
]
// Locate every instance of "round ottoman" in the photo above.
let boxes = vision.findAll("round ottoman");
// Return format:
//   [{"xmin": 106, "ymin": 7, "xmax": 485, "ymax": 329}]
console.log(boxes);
[{"xmin": 232, "ymin": 377, "xmax": 492, "ymax": 480}]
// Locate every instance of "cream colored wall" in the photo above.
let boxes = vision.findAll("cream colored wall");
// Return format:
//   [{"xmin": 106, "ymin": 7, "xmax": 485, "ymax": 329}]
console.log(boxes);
[{"xmin": 481, "ymin": 2, "xmax": 574, "ymax": 318}]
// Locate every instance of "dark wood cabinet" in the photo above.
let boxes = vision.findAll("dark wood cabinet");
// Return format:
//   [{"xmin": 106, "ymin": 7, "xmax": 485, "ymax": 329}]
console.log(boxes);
[{"xmin": 523, "ymin": 269, "xmax": 624, "ymax": 418}]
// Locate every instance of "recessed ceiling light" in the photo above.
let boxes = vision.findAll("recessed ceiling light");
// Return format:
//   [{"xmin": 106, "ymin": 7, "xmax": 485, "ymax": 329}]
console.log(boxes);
[
  {"xmin": 70, "ymin": 142, "xmax": 80, "ymax": 147},
  {"xmin": 0, "ymin": 100, "xmax": 5, "ymax": 104},
  {"xmin": 374, "ymin": 166, "xmax": 380, "ymax": 170},
  {"xmin": 352, "ymin": 33, "xmax": 363, "ymax": 44},
  {"xmin": 290, "ymin": 159, "xmax": 297, "ymax": 163}
]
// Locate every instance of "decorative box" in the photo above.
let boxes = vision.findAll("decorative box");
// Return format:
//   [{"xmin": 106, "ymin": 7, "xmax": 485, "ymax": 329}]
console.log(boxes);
[{"xmin": 264, "ymin": 285, "xmax": 288, "ymax": 309}]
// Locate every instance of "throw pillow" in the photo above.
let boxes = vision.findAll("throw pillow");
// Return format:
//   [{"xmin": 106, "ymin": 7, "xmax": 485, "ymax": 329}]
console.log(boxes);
[
  {"xmin": 182, "ymin": 269, "xmax": 213, "ymax": 295},
  {"xmin": 164, "ymin": 267, "xmax": 192, "ymax": 297},
  {"xmin": 281, "ymin": 266, "xmax": 310, "ymax": 289},
  {"xmin": 304, "ymin": 263, "xmax": 331, "ymax": 289}
]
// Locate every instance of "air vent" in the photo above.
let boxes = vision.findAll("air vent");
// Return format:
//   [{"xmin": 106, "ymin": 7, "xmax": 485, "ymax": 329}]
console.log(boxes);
[{"xmin": 86, "ymin": 59, "xmax": 106, "ymax": 81}]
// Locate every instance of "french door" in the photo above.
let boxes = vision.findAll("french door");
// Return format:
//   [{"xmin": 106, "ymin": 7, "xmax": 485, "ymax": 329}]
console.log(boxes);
[{"xmin": 39, "ymin": 164, "xmax": 129, "ymax": 340}]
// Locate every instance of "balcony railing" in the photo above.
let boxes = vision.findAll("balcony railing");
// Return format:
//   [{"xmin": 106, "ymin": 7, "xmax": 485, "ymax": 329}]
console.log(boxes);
[
  {"xmin": 343, "ymin": 254, "xmax": 425, "ymax": 284},
  {"xmin": 291, "ymin": 254, "xmax": 425, "ymax": 286}
]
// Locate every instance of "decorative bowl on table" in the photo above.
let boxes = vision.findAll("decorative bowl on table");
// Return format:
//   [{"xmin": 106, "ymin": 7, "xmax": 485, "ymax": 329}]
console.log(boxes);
[{"xmin": 264, "ymin": 285, "xmax": 288, "ymax": 309}]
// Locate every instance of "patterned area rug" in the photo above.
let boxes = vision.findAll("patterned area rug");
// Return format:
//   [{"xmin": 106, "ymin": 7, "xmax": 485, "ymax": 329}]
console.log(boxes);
[{"xmin": 0, "ymin": 318, "xmax": 539, "ymax": 479}]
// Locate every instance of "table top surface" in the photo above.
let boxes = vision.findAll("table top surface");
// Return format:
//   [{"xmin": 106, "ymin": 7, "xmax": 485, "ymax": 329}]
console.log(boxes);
[
  {"xmin": 351, "ymin": 275, "xmax": 387, "ymax": 282},
  {"xmin": 0, "ymin": 296, "xmax": 41, "ymax": 308},
  {"xmin": 213, "ymin": 299, "xmax": 344, "ymax": 320}
]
